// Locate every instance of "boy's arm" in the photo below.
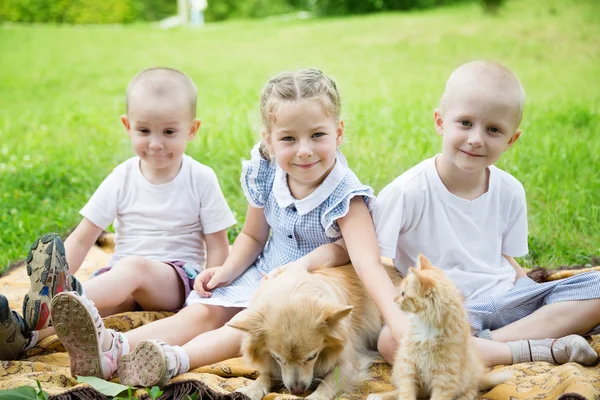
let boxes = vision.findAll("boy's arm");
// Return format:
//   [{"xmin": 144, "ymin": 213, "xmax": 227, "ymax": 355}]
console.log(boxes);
[
  {"xmin": 204, "ymin": 229, "xmax": 230, "ymax": 268},
  {"xmin": 64, "ymin": 218, "xmax": 104, "ymax": 275},
  {"xmin": 337, "ymin": 197, "xmax": 407, "ymax": 342},
  {"xmin": 504, "ymin": 254, "xmax": 527, "ymax": 279}
]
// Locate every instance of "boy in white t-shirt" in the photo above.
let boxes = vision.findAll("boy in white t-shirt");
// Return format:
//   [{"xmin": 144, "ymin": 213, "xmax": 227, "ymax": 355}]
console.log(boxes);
[
  {"xmin": 0, "ymin": 67, "xmax": 236, "ymax": 361},
  {"xmin": 375, "ymin": 61, "xmax": 600, "ymax": 367}
]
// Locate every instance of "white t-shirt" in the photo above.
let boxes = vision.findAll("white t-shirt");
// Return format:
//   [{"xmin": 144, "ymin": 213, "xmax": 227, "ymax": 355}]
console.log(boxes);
[
  {"xmin": 81, "ymin": 155, "xmax": 236, "ymax": 270},
  {"xmin": 374, "ymin": 156, "xmax": 528, "ymax": 300}
]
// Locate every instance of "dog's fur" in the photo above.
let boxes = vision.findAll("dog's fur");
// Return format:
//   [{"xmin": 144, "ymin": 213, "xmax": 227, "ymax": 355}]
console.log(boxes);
[{"xmin": 228, "ymin": 262, "xmax": 402, "ymax": 400}]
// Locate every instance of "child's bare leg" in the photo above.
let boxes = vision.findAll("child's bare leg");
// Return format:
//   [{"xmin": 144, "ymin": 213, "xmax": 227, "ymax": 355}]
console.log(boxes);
[
  {"xmin": 84, "ymin": 256, "xmax": 185, "ymax": 312},
  {"xmin": 183, "ymin": 324, "xmax": 244, "ymax": 369},
  {"xmin": 490, "ymin": 299, "xmax": 600, "ymax": 342},
  {"xmin": 473, "ymin": 337, "xmax": 512, "ymax": 367},
  {"xmin": 97, "ymin": 295, "xmax": 137, "ymax": 316},
  {"xmin": 119, "ymin": 315, "xmax": 244, "ymax": 387},
  {"xmin": 377, "ymin": 326, "xmax": 512, "ymax": 368},
  {"xmin": 125, "ymin": 304, "xmax": 242, "ymax": 350},
  {"xmin": 36, "ymin": 326, "xmax": 54, "ymax": 341}
]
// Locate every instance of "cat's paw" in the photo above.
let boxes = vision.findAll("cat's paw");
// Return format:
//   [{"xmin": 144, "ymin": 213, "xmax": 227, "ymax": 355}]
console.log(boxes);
[{"xmin": 235, "ymin": 383, "xmax": 269, "ymax": 400}]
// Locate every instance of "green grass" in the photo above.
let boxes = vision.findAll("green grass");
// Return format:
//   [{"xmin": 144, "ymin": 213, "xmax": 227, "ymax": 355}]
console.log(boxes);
[{"xmin": 1, "ymin": 0, "xmax": 599, "ymax": 272}]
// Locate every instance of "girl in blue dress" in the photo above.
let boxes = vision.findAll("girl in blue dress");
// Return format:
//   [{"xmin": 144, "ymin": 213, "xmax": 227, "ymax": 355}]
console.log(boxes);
[{"xmin": 52, "ymin": 69, "xmax": 396, "ymax": 386}]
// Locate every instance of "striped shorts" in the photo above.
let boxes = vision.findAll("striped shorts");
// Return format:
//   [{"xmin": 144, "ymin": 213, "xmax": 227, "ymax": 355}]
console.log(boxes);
[{"xmin": 466, "ymin": 272, "xmax": 600, "ymax": 336}]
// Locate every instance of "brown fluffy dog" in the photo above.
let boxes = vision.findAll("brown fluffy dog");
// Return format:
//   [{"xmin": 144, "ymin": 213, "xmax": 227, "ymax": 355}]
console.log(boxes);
[{"xmin": 228, "ymin": 262, "xmax": 402, "ymax": 400}]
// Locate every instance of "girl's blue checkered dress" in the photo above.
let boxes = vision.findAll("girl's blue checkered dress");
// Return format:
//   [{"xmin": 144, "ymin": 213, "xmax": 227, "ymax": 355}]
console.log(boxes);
[{"xmin": 186, "ymin": 145, "xmax": 374, "ymax": 308}]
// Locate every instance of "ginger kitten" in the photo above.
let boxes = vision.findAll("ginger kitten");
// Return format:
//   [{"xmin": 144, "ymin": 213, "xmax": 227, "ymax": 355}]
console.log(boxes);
[{"xmin": 369, "ymin": 254, "xmax": 510, "ymax": 400}]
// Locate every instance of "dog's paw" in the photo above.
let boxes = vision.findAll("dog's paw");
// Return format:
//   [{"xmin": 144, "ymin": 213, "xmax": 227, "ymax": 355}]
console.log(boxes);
[
  {"xmin": 306, "ymin": 392, "xmax": 336, "ymax": 400},
  {"xmin": 236, "ymin": 384, "xmax": 269, "ymax": 400},
  {"xmin": 365, "ymin": 391, "xmax": 400, "ymax": 400}
]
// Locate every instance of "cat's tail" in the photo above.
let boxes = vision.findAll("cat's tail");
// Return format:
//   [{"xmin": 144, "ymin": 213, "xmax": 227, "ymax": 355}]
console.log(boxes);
[{"xmin": 479, "ymin": 369, "xmax": 513, "ymax": 391}]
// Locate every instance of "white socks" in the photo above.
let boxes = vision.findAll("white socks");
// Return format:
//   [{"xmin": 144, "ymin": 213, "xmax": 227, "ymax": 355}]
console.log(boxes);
[
  {"xmin": 172, "ymin": 345, "xmax": 190, "ymax": 375},
  {"xmin": 120, "ymin": 333, "xmax": 130, "ymax": 357},
  {"xmin": 508, "ymin": 335, "xmax": 599, "ymax": 366},
  {"xmin": 24, "ymin": 330, "xmax": 39, "ymax": 351}
]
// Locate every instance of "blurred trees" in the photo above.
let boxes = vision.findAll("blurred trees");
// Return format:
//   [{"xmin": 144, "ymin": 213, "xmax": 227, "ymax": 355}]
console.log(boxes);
[{"xmin": 0, "ymin": 0, "xmax": 502, "ymax": 24}]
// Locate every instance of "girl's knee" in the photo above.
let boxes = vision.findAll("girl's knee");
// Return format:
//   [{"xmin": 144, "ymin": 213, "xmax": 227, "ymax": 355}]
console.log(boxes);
[{"xmin": 181, "ymin": 304, "xmax": 238, "ymax": 328}]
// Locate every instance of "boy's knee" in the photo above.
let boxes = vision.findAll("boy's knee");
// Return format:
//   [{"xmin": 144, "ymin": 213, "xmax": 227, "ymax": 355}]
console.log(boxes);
[
  {"xmin": 114, "ymin": 255, "xmax": 146, "ymax": 269},
  {"xmin": 377, "ymin": 326, "xmax": 397, "ymax": 364}
]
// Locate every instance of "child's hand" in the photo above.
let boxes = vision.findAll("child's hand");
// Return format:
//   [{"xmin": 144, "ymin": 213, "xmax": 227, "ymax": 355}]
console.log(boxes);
[
  {"xmin": 193, "ymin": 267, "xmax": 232, "ymax": 297},
  {"xmin": 264, "ymin": 259, "xmax": 310, "ymax": 280},
  {"xmin": 387, "ymin": 308, "xmax": 407, "ymax": 345}
]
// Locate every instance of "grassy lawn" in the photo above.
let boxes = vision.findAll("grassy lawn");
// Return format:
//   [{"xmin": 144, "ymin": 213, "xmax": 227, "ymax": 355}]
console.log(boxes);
[{"xmin": 0, "ymin": 0, "xmax": 599, "ymax": 273}]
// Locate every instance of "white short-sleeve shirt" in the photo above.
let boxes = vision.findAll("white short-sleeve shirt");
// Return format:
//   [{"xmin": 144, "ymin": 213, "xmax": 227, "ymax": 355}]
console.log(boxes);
[
  {"xmin": 374, "ymin": 156, "xmax": 528, "ymax": 300},
  {"xmin": 80, "ymin": 155, "xmax": 236, "ymax": 270}
]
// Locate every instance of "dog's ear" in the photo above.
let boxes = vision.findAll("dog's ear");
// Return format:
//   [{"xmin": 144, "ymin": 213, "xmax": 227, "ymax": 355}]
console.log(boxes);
[
  {"xmin": 227, "ymin": 310, "xmax": 265, "ymax": 333},
  {"xmin": 320, "ymin": 304, "xmax": 353, "ymax": 327}
]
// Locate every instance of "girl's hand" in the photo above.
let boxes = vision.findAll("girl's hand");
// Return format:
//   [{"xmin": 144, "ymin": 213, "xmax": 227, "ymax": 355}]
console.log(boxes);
[
  {"xmin": 264, "ymin": 259, "xmax": 310, "ymax": 280},
  {"xmin": 193, "ymin": 267, "xmax": 233, "ymax": 297}
]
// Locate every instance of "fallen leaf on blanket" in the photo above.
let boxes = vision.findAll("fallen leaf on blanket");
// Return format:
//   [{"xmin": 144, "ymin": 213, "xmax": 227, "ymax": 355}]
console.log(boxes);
[
  {"xmin": 0, "ymin": 385, "xmax": 38, "ymax": 399},
  {"xmin": 76, "ymin": 376, "xmax": 131, "ymax": 397}
]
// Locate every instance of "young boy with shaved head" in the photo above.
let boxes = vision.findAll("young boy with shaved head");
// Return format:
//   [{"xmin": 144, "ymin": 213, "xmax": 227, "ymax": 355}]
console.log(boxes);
[
  {"xmin": 375, "ymin": 61, "xmax": 600, "ymax": 368},
  {"xmin": 0, "ymin": 68, "xmax": 237, "ymax": 363}
]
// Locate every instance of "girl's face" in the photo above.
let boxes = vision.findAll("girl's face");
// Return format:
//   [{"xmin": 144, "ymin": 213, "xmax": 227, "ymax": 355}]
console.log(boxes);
[{"xmin": 265, "ymin": 99, "xmax": 344, "ymax": 198}]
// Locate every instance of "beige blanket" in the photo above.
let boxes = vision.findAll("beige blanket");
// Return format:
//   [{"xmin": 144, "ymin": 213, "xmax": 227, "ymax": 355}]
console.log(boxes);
[{"xmin": 1, "ymin": 241, "xmax": 599, "ymax": 399}]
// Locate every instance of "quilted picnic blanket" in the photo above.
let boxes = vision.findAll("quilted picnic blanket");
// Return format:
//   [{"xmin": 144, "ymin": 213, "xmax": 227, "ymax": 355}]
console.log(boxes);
[{"xmin": 0, "ymin": 236, "xmax": 599, "ymax": 399}]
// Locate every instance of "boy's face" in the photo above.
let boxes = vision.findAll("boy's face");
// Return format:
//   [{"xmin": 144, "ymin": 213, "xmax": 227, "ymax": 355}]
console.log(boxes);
[
  {"xmin": 121, "ymin": 92, "xmax": 199, "ymax": 178},
  {"xmin": 434, "ymin": 87, "xmax": 521, "ymax": 174}
]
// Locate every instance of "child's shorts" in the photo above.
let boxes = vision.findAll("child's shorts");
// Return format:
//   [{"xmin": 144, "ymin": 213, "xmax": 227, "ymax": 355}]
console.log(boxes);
[
  {"xmin": 92, "ymin": 260, "xmax": 199, "ymax": 312},
  {"xmin": 465, "ymin": 272, "xmax": 600, "ymax": 336}
]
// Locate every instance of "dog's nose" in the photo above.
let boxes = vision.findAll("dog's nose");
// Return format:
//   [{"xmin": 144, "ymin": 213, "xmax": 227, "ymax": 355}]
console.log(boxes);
[{"xmin": 289, "ymin": 383, "xmax": 306, "ymax": 395}]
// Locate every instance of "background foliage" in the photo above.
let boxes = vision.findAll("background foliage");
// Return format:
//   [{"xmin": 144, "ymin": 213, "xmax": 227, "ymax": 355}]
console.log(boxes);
[
  {"xmin": 0, "ymin": 0, "xmax": 499, "ymax": 23},
  {"xmin": 1, "ymin": 0, "xmax": 599, "ymax": 272}
]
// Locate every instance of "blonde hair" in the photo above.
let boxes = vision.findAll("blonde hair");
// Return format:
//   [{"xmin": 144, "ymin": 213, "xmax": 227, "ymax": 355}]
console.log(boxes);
[
  {"xmin": 440, "ymin": 60, "xmax": 526, "ymax": 125},
  {"xmin": 126, "ymin": 67, "xmax": 198, "ymax": 118},
  {"xmin": 258, "ymin": 69, "xmax": 341, "ymax": 160}
]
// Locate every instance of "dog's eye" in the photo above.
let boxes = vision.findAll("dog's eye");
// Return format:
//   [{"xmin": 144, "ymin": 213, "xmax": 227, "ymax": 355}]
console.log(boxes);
[
  {"xmin": 271, "ymin": 353, "xmax": 282, "ymax": 362},
  {"xmin": 306, "ymin": 353, "xmax": 318, "ymax": 362}
]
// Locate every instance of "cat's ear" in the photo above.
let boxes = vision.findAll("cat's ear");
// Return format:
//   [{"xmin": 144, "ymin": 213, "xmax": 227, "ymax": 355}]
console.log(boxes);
[
  {"xmin": 416, "ymin": 254, "xmax": 434, "ymax": 270},
  {"xmin": 407, "ymin": 267, "xmax": 422, "ymax": 291},
  {"xmin": 409, "ymin": 266, "xmax": 435, "ymax": 293}
]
